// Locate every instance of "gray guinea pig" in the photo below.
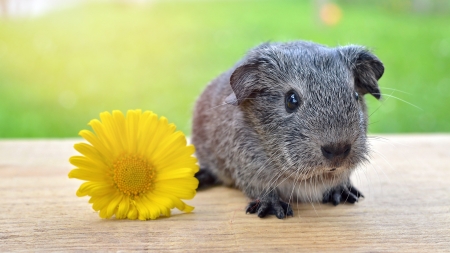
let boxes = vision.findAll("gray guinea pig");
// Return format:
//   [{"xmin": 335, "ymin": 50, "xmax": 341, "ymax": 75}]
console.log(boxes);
[{"xmin": 191, "ymin": 41, "xmax": 384, "ymax": 219}]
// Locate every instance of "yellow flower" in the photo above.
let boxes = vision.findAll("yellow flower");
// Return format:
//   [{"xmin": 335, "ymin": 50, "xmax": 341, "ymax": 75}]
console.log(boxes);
[{"xmin": 68, "ymin": 110, "xmax": 199, "ymax": 220}]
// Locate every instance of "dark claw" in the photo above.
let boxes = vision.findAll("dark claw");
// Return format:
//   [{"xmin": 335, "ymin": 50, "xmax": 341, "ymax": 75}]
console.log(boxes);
[
  {"xmin": 279, "ymin": 201, "xmax": 294, "ymax": 216},
  {"xmin": 323, "ymin": 183, "xmax": 363, "ymax": 206},
  {"xmin": 257, "ymin": 202, "xmax": 271, "ymax": 218},
  {"xmin": 246, "ymin": 191, "xmax": 293, "ymax": 219},
  {"xmin": 264, "ymin": 201, "xmax": 290, "ymax": 219},
  {"xmin": 245, "ymin": 201, "xmax": 259, "ymax": 213},
  {"xmin": 341, "ymin": 188, "xmax": 358, "ymax": 204},
  {"xmin": 246, "ymin": 201, "xmax": 259, "ymax": 214},
  {"xmin": 349, "ymin": 185, "xmax": 364, "ymax": 198}
]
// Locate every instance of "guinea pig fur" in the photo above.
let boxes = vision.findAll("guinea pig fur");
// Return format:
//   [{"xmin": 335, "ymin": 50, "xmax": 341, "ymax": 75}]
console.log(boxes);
[{"xmin": 191, "ymin": 41, "xmax": 384, "ymax": 219}]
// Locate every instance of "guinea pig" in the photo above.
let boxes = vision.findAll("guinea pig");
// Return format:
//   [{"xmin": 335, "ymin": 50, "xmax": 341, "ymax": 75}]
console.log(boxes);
[{"xmin": 191, "ymin": 41, "xmax": 384, "ymax": 219}]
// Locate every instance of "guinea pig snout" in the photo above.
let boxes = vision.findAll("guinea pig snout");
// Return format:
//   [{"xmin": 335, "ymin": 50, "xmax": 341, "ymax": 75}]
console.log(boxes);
[{"xmin": 320, "ymin": 143, "xmax": 351, "ymax": 161}]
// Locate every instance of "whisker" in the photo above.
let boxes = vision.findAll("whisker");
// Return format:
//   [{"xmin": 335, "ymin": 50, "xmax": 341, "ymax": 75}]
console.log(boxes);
[
  {"xmin": 287, "ymin": 166, "xmax": 302, "ymax": 215},
  {"xmin": 374, "ymin": 93, "xmax": 423, "ymax": 111},
  {"xmin": 370, "ymin": 150, "xmax": 392, "ymax": 183},
  {"xmin": 205, "ymin": 102, "xmax": 229, "ymax": 112},
  {"xmin": 248, "ymin": 151, "xmax": 282, "ymax": 187},
  {"xmin": 380, "ymin": 87, "xmax": 411, "ymax": 95},
  {"xmin": 312, "ymin": 175, "xmax": 322, "ymax": 215},
  {"xmin": 304, "ymin": 177, "xmax": 319, "ymax": 216},
  {"xmin": 369, "ymin": 89, "xmax": 399, "ymax": 119}
]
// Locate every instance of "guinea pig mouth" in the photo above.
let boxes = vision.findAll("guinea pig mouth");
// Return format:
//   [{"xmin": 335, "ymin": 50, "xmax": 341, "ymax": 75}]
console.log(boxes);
[{"xmin": 329, "ymin": 168, "xmax": 337, "ymax": 172}]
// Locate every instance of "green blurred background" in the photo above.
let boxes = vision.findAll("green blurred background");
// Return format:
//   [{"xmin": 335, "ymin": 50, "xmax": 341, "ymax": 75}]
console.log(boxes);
[{"xmin": 0, "ymin": 0, "xmax": 449, "ymax": 138}]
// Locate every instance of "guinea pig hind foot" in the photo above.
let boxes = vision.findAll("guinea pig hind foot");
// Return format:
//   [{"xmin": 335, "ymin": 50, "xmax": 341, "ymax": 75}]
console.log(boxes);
[
  {"xmin": 195, "ymin": 168, "xmax": 219, "ymax": 190},
  {"xmin": 322, "ymin": 184, "xmax": 364, "ymax": 206},
  {"xmin": 245, "ymin": 191, "xmax": 293, "ymax": 219}
]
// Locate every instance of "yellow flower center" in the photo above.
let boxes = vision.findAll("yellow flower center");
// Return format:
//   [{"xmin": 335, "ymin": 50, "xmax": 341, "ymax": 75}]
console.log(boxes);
[{"xmin": 113, "ymin": 154, "xmax": 155, "ymax": 196}]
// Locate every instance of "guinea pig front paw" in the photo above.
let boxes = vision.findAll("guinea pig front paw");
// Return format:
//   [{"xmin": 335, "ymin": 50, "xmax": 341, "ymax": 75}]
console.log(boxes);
[
  {"xmin": 322, "ymin": 184, "xmax": 364, "ymax": 206},
  {"xmin": 245, "ymin": 191, "xmax": 293, "ymax": 219}
]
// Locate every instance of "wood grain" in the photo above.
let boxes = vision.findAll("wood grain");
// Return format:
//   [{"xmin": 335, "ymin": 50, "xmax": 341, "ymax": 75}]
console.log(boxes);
[{"xmin": 0, "ymin": 135, "xmax": 449, "ymax": 252}]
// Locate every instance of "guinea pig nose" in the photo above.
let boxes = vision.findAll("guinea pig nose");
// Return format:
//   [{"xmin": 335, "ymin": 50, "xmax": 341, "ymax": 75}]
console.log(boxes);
[{"xmin": 321, "ymin": 143, "xmax": 351, "ymax": 160}]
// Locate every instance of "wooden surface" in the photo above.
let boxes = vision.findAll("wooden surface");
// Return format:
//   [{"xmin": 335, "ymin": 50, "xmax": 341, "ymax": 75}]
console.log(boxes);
[{"xmin": 1, "ymin": 135, "xmax": 449, "ymax": 252}]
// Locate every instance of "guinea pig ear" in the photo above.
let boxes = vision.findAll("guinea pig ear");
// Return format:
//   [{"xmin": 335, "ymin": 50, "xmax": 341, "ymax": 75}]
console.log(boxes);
[
  {"xmin": 225, "ymin": 63, "xmax": 260, "ymax": 106},
  {"xmin": 339, "ymin": 46, "xmax": 384, "ymax": 99}
]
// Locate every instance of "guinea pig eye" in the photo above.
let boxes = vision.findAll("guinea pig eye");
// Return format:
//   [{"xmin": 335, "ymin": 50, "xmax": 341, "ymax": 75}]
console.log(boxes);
[
  {"xmin": 285, "ymin": 91, "xmax": 300, "ymax": 113},
  {"xmin": 354, "ymin": 92, "xmax": 359, "ymax": 101}
]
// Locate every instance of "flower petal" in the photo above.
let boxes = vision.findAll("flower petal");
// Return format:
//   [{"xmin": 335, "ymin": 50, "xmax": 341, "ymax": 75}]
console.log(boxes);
[
  {"xmin": 153, "ymin": 146, "xmax": 198, "ymax": 172},
  {"xmin": 152, "ymin": 131, "xmax": 186, "ymax": 159},
  {"xmin": 155, "ymin": 167, "xmax": 197, "ymax": 182},
  {"xmin": 89, "ymin": 119, "xmax": 114, "ymax": 153},
  {"xmin": 69, "ymin": 156, "xmax": 109, "ymax": 173},
  {"xmin": 112, "ymin": 110, "xmax": 128, "ymax": 151},
  {"xmin": 145, "ymin": 192, "xmax": 174, "ymax": 210},
  {"xmin": 79, "ymin": 130, "xmax": 113, "ymax": 158},
  {"xmin": 68, "ymin": 168, "xmax": 108, "ymax": 182},
  {"xmin": 73, "ymin": 143, "xmax": 109, "ymax": 167},
  {"xmin": 135, "ymin": 198, "xmax": 152, "ymax": 220},
  {"xmin": 90, "ymin": 194, "xmax": 115, "ymax": 212},
  {"xmin": 136, "ymin": 112, "xmax": 158, "ymax": 155},
  {"xmin": 106, "ymin": 193, "xmax": 123, "ymax": 218},
  {"xmin": 99, "ymin": 111, "xmax": 124, "ymax": 154},
  {"xmin": 156, "ymin": 156, "xmax": 198, "ymax": 174},
  {"xmin": 152, "ymin": 189, "xmax": 194, "ymax": 213},
  {"xmin": 135, "ymin": 195, "xmax": 167, "ymax": 220},
  {"xmin": 116, "ymin": 195, "xmax": 130, "ymax": 219},
  {"xmin": 76, "ymin": 181, "xmax": 113, "ymax": 197},
  {"xmin": 127, "ymin": 203, "xmax": 138, "ymax": 220},
  {"xmin": 155, "ymin": 180, "xmax": 198, "ymax": 200},
  {"xmin": 99, "ymin": 207, "xmax": 108, "ymax": 218}
]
